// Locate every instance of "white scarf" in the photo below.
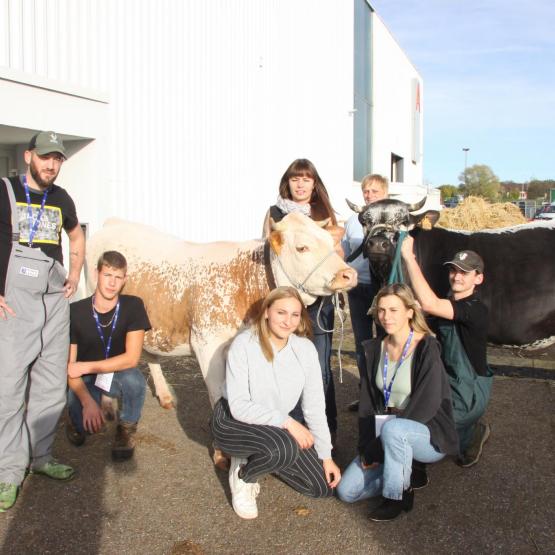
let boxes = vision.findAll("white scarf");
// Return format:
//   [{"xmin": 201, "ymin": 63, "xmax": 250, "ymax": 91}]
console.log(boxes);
[{"xmin": 275, "ymin": 195, "xmax": 311, "ymax": 217}]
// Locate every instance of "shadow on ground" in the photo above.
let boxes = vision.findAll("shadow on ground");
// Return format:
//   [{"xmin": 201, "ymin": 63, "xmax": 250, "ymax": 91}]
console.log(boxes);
[{"xmin": 1, "ymin": 352, "xmax": 553, "ymax": 554}]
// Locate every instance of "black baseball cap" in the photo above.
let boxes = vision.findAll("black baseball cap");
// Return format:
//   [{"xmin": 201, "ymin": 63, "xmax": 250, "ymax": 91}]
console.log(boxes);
[{"xmin": 444, "ymin": 250, "xmax": 484, "ymax": 273}]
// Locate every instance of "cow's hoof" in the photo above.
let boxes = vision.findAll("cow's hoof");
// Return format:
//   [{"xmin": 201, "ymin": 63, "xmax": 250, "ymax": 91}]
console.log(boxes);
[
  {"xmin": 158, "ymin": 395, "xmax": 175, "ymax": 410},
  {"xmin": 213, "ymin": 449, "xmax": 230, "ymax": 470}
]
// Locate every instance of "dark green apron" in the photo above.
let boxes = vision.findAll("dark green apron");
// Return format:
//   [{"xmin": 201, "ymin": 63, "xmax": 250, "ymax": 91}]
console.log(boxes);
[{"xmin": 437, "ymin": 322, "xmax": 493, "ymax": 451}]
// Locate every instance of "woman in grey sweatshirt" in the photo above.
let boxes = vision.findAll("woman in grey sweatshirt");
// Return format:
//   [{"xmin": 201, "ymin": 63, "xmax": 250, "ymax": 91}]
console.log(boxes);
[{"xmin": 211, "ymin": 286, "xmax": 341, "ymax": 520}]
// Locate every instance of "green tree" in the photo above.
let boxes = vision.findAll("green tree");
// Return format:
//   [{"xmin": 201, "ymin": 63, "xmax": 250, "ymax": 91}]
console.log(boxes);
[
  {"xmin": 459, "ymin": 164, "xmax": 500, "ymax": 201},
  {"xmin": 527, "ymin": 179, "xmax": 555, "ymax": 201},
  {"xmin": 437, "ymin": 184, "xmax": 459, "ymax": 202}
]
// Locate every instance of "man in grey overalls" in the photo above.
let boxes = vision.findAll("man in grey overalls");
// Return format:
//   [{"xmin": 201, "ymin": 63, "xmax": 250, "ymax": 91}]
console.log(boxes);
[
  {"xmin": 0, "ymin": 131, "xmax": 85, "ymax": 512},
  {"xmin": 401, "ymin": 237, "xmax": 493, "ymax": 469}
]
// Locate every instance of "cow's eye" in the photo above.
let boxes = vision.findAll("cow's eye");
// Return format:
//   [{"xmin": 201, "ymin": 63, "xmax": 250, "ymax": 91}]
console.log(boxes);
[{"xmin": 296, "ymin": 245, "xmax": 309, "ymax": 253}]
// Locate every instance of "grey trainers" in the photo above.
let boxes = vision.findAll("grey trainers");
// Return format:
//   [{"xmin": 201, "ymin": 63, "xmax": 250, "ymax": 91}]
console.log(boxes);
[
  {"xmin": 0, "ymin": 483, "xmax": 19, "ymax": 512},
  {"xmin": 457, "ymin": 421, "xmax": 491, "ymax": 468},
  {"xmin": 112, "ymin": 422, "xmax": 138, "ymax": 462}
]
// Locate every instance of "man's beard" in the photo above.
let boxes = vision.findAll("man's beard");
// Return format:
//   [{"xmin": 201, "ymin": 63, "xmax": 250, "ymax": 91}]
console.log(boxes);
[{"xmin": 30, "ymin": 159, "xmax": 58, "ymax": 189}]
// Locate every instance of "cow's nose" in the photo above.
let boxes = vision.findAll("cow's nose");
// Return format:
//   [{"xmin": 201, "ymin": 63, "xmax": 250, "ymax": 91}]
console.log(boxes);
[{"xmin": 331, "ymin": 267, "xmax": 357, "ymax": 290}]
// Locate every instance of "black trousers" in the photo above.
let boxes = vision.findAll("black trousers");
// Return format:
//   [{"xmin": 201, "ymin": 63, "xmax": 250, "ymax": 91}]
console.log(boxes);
[{"xmin": 211, "ymin": 399, "xmax": 333, "ymax": 498}]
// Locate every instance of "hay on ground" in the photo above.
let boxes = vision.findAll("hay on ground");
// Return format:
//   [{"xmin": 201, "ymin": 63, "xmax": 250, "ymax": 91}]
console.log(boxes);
[{"xmin": 436, "ymin": 196, "xmax": 527, "ymax": 231}]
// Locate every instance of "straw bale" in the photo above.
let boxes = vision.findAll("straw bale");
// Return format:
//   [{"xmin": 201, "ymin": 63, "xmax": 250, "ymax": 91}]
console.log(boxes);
[{"xmin": 436, "ymin": 196, "xmax": 526, "ymax": 231}]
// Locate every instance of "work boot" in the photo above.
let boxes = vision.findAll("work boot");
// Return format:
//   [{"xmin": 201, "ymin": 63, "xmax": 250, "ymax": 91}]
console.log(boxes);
[
  {"xmin": 457, "ymin": 421, "xmax": 491, "ymax": 468},
  {"xmin": 229, "ymin": 457, "xmax": 260, "ymax": 520},
  {"xmin": 368, "ymin": 488, "xmax": 414, "ymax": 522},
  {"xmin": 31, "ymin": 460, "xmax": 75, "ymax": 481},
  {"xmin": 0, "ymin": 483, "xmax": 19, "ymax": 512},
  {"xmin": 65, "ymin": 414, "xmax": 86, "ymax": 447},
  {"xmin": 112, "ymin": 422, "xmax": 138, "ymax": 462}
]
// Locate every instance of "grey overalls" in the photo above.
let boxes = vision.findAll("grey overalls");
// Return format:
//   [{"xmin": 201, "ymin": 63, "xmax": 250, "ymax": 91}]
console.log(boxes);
[
  {"xmin": 437, "ymin": 321, "xmax": 493, "ymax": 452},
  {"xmin": 0, "ymin": 177, "xmax": 70, "ymax": 485}
]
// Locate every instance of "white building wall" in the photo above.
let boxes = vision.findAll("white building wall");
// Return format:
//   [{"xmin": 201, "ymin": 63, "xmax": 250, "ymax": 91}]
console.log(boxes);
[
  {"xmin": 98, "ymin": 0, "xmax": 354, "ymax": 241},
  {"xmin": 369, "ymin": 10, "xmax": 423, "ymax": 187},
  {"xmin": 0, "ymin": 1, "xmax": 420, "ymax": 241}
]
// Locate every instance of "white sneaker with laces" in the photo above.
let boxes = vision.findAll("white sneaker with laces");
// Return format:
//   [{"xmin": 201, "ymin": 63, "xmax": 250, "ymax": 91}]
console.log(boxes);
[{"xmin": 229, "ymin": 456, "xmax": 260, "ymax": 519}]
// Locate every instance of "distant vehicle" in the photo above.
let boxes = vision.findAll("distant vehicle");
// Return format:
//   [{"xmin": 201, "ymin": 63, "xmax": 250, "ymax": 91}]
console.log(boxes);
[
  {"xmin": 534, "ymin": 203, "xmax": 555, "ymax": 221},
  {"xmin": 443, "ymin": 197, "xmax": 459, "ymax": 208}
]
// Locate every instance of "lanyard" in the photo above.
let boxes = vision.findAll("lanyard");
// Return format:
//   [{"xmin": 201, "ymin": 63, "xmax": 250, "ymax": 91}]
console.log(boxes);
[
  {"xmin": 91, "ymin": 297, "xmax": 121, "ymax": 359},
  {"xmin": 22, "ymin": 176, "xmax": 49, "ymax": 247},
  {"xmin": 382, "ymin": 329, "xmax": 413, "ymax": 408}
]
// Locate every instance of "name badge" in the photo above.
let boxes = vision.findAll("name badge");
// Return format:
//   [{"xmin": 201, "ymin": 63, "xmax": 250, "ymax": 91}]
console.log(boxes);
[
  {"xmin": 375, "ymin": 414, "xmax": 396, "ymax": 437},
  {"xmin": 19, "ymin": 266, "xmax": 39, "ymax": 278},
  {"xmin": 95, "ymin": 372, "xmax": 114, "ymax": 393}
]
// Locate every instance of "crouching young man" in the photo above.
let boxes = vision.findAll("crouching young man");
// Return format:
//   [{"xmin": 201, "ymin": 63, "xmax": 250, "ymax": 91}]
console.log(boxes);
[{"xmin": 66, "ymin": 251, "xmax": 151, "ymax": 461}]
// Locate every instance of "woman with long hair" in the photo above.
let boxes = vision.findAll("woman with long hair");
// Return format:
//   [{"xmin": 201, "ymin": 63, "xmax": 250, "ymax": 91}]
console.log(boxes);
[
  {"xmin": 211, "ymin": 286, "xmax": 341, "ymax": 520},
  {"xmin": 262, "ymin": 159, "xmax": 342, "ymax": 444},
  {"xmin": 336, "ymin": 283, "xmax": 458, "ymax": 521}
]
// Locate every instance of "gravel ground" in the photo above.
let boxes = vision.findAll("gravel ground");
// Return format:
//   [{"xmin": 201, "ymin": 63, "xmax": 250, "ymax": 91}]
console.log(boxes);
[{"xmin": 0, "ymin": 346, "xmax": 553, "ymax": 555}]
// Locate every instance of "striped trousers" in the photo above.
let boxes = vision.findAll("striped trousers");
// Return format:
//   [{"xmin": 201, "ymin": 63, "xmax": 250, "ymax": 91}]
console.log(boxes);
[{"xmin": 211, "ymin": 399, "xmax": 333, "ymax": 498}]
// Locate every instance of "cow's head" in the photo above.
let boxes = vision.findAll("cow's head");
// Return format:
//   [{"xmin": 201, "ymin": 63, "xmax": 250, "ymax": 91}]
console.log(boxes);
[
  {"xmin": 268, "ymin": 213, "xmax": 357, "ymax": 305},
  {"xmin": 346, "ymin": 197, "xmax": 438, "ymax": 284}
]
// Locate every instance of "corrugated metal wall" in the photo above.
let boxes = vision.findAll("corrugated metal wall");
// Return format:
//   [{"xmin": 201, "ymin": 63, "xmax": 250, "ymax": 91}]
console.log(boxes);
[
  {"xmin": 0, "ymin": 0, "xmax": 108, "ymax": 91},
  {"xmin": 1, "ymin": 1, "xmax": 421, "ymax": 242},
  {"xmin": 99, "ymin": 0, "xmax": 354, "ymax": 240}
]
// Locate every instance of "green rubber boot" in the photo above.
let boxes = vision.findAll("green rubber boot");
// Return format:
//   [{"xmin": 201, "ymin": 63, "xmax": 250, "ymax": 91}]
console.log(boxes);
[
  {"xmin": 31, "ymin": 460, "xmax": 75, "ymax": 481},
  {"xmin": 0, "ymin": 483, "xmax": 19, "ymax": 512}
]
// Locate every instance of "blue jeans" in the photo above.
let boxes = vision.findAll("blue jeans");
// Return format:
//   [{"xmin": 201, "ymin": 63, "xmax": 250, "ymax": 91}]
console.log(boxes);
[
  {"xmin": 347, "ymin": 282, "xmax": 379, "ymax": 378},
  {"xmin": 68, "ymin": 368, "xmax": 146, "ymax": 432},
  {"xmin": 336, "ymin": 418, "xmax": 445, "ymax": 502}
]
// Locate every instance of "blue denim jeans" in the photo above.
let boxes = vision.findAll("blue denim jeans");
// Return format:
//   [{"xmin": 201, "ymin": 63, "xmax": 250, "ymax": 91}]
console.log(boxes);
[
  {"xmin": 68, "ymin": 367, "xmax": 146, "ymax": 432},
  {"xmin": 336, "ymin": 418, "xmax": 445, "ymax": 502}
]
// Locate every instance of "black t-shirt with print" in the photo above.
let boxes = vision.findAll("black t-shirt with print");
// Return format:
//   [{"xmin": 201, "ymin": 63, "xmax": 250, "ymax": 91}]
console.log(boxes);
[
  {"xmin": 70, "ymin": 295, "xmax": 151, "ymax": 361},
  {"xmin": 0, "ymin": 175, "xmax": 79, "ymax": 294}
]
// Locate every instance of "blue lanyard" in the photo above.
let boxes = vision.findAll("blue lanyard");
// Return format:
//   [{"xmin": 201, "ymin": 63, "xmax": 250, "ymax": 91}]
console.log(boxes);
[
  {"xmin": 91, "ymin": 297, "xmax": 120, "ymax": 359},
  {"xmin": 382, "ymin": 330, "xmax": 414, "ymax": 408},
  {"xmin": 22, "ymin": 176, "xmax": 49, "ymax": 247}
]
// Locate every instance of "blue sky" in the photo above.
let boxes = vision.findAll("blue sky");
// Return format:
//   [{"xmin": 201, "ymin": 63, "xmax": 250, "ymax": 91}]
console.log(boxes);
[{"xmin": 369, "ymin": 0, "xmax": 555, "ymax": 186}]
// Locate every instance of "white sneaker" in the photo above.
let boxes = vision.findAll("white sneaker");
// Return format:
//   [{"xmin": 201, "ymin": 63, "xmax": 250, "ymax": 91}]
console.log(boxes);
[{"xmin": 229, "ymin": 456, "xmax": 260, "ymax": 519}]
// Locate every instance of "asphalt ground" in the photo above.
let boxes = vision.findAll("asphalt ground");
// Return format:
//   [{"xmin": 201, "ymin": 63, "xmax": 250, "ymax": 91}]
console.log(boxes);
[{"xmin": 1, "ymin": 342, "xmax": 553, "ymax": 555}]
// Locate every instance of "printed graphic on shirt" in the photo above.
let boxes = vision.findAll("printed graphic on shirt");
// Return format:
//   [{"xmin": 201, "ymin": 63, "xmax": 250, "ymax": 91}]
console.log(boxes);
[{"xmin": 16, "ymin": 202, "xmax": 62, "ymax": 245}]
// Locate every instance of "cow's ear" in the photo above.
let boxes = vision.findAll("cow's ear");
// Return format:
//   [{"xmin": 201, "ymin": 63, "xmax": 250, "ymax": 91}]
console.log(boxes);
[
  {"xmin": 409, "ymin": 210, "xmax": 440, "ymax": 230},
  {"xmin": 314, "ymin": 218, "xmax": 331, "ymax": 228},
  {"xmin": 269, "ymin": 230, "xmax": 284, "ymax": 254},
  {"xmin": 325, "ymin": 224, "xmax": 345, "ymax": 245}
]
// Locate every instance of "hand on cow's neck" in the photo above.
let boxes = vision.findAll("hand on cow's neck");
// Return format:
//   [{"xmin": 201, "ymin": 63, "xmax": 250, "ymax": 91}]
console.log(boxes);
[{"xmin": 93, "ymin": 291, "xmax": 119, "ymax": 313}]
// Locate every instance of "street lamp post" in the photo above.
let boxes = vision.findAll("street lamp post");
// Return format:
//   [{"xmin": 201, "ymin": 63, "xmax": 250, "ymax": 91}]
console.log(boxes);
[{"xmin": 462, "ymin": 147, "xmax": 470, "ymax": 190}]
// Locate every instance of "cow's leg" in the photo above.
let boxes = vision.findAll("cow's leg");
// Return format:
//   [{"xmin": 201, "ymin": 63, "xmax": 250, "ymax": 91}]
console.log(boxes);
[
  {"xmin": 100, "ymin": 395, "xmax": 117, "ymax": 421},
  {"xmin": 148, "ymin": 363, "xmax": 174, "ymax": 409},
  {"xmin": 191, "ymin": 330, "xmax": 235, "ymax": 470}
]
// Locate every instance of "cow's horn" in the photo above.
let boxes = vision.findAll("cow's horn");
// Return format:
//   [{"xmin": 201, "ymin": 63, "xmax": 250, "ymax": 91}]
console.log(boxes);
[
  {"xmin": 346, "ymin": 198, "xmax": 364, "ymax": 213},
  {"xmin": 407, "ymin": 196, "xmax": 427, "ymax": 213}
]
